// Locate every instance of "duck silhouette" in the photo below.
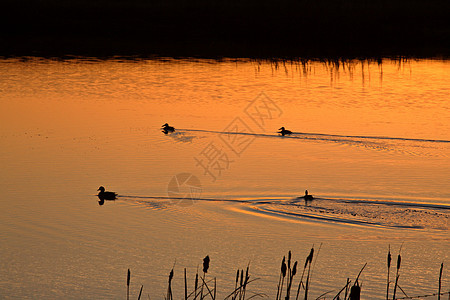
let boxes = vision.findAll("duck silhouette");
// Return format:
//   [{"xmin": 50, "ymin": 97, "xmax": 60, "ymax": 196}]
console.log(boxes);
[
  {"xmin": 161, "ymin": 123, "xmax": 175, "ymax": 134},
  {"xmin": 303, "ymin": 190, "xmax": 314, "ymax": 201},
  {"xmin": 278, "ymin": 127, "xmax": 292, "ymax": 136},
  {"xmin": 97, "ymin": 186, "xmax": 117, "ymax": 200}
]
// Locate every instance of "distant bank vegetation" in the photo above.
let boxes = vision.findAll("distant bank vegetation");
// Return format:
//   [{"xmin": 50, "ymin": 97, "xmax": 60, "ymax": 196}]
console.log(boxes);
[{"xmin": 1, "ymin": 0, "xmax": 449, "ymax": 58}]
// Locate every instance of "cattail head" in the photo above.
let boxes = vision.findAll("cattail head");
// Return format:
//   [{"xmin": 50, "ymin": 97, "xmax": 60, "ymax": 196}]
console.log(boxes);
[
  {"xmin": 240, "ymin": 269, "xmax": 244, "ymax": 286},
  {"xmin": 169, "ymin": 269, "xmax": 174, "ymax": 282},
  {"xmin": 194, "ymin": 273, "xmax": 198, "ymax": 289},
  {"xmin": 288, "ymin": 250, "xmax": 292, "ymax": 269},
  {"xmin": 397, "ymin": 254, "xmax": 401, "ymax": 270},
  {"xmin": 281, "ymin": 256, "xmax": 287, "ymax": 277},
  {"xmin": 387, "ymin": 250, "xmax": 392, "ymax": 269},
  {"xmin": 292, "ymin": 261, "xmax": 298, "ymax": 277},
  {"xmin": 306, "ymin": 247, "xmax": 314, "ymax": 267},
  {"xmin": 235, "ymin": 269, "xmax": 239, "ymax": 284},
  {"xmin": 127, "ymin": 269, "xmax": 130, "ymax": 287},
  {"xmin": 203, "ymin": 255, "xmax": 210, "ymax": 273}
]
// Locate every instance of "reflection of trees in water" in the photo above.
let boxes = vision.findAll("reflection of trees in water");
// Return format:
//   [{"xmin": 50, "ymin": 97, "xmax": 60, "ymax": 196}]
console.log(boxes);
[{"xmin": 253, "ymin": 57, "xmax": 418, "ymax": 84}]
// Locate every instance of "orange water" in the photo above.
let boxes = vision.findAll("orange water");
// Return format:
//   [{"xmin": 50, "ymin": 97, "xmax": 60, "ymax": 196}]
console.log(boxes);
[{"xmin": 0, "ymin": 57, "xmax": 448, "ymax": 299}]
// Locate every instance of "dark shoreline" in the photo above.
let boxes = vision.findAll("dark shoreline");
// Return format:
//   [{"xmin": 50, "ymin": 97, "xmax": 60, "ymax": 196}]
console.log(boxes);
[
  {"xmin": 1, "ymin": 0, "xmax": 449, "ymax": 59},
  {"xmin": 2, "ymin": 37, "xmax": 449, "ymax": 61}
]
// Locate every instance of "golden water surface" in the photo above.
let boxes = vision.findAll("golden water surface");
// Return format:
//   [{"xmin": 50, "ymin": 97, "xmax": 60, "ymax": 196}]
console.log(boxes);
[{"xmin": 0, "ymin": 57, "xmax": 449, "ymax": 299}]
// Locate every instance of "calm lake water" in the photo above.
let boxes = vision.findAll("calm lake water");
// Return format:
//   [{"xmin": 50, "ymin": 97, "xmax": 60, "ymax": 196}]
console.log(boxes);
[{"xmin": 0, "ymin": 57, "xmax": 449, "ymax": 299}]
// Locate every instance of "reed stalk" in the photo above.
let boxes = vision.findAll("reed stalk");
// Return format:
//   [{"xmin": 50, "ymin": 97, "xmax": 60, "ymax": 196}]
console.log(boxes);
[
  {"xmin": 386, "ymin": 246, "xmax": 392, "ymax": 300},
  {"xmin": 200, "ymin": 256, "xmax": 210, "ymax": 300},
  {"xmin": 287, "ymin": 251, "xmax": 292, "ymax": 289},
  {"xmin": 295, "ymin": 248, "xmax": 313, "ymax": 300},
  {"xmin": 354, "ymin": 263, "xmax": 367, "ymax": 284},
  {"xmin": 280, "ymin": 257, "xmax": 287, "ymax": 300},
  {"xmin": 224, "ymin": 277, "xmax": 260, "ymax": 300},
  {"xmin": 233, "ymin": 269, "xmax": 239, "ymax": 300},
  {"xmin": 397, "ymin": 284, "xmax": 409, "ymax": 298},
  {"xmin": 200, "ymin": 272, "xmax": 205, "ymax": 299},
  {"xmin": 138, "ymin": 285, "xmax": 143, "ymax": 300},
  {"xmin": 239, "ymin": 269, "xmax": 244, "ymax": 300},
  {"xmin": 184, "ymin": 268, "xmax": 188, "ymax": 300},
  {"xmin": 332, "ymin": 278, "xmax": 350, "ymax": 300},
  {"xmin": 304, "ymin": 248, "xmax": 314, "ymax": 300},
  {"xmin": 344, "ymin": 278, "xmax": 350, "ymax": 300},
  {"xmin": 285, "ymin": 260, "xmax": 297, "ymax": 300},
  {"xmin": 194, "ymin": 270, "xmax": 199, "ymax": 300},
  {"xmin": 276, "ymin": 256, "xmax": 286, "ymax": 300},
  {"xmin": 242, "ymin": 266, "xmax": 249, "ymax": 300},
  {"xmin": 199, "ymin": 274, "xmax": 214, "ymax": 300},
  {"xmin": 127, "ymin": 269, "xmax": 130, "ymax": 300},
  {"xmin": 349, "ymin": 263, "xmax": 366, "ymax": 300},
  {"xmin": 392, "ymin": 253, "xmax": 401, "ymax": 300},
  {"xmin": 304, "ymin": 262, "xmax": 311, "ymax": 300},
  {"xmin": 438, "ymin": 263, "xmax": 443, "ymax": 300},
  {"xmin": 167, "ymin": 269, "xmax": 174, "ymax": 300}
]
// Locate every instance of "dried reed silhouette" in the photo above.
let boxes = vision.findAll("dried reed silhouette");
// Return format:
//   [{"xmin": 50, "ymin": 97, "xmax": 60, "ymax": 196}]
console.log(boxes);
[
  {"xmin": 438, "ymin": 263, "xmax": 443, "ymax": 300},
  {"xmin": 392, "ymin": 251, "xmax": 402, "ymax": 300},
  {"xmin": 276, "ymin": 256, "xmax": 287, "ymax": 300},
  {"xmin": 167, "ymin": 268, "xmax": 174, "ymax": 300},
  {"xmin": 295, "ymin": 247, "xmax": 314, "ymax": 300},
  {"xmin": 387, "ymin": 245, "xmax": 392, "ymax": 300},
  {"xmin": 194, "ymin": 268, "xmax": 199, "ymax": 300},
  {"xmin": 200, "ymin": 255, "xmax": 210, "ymax": 299},
  {"xmin": 137, "ymin": 285, "xmax": 143, "ymax": 300},
  {"xmin": 185, "ymin": 268, "xmax": 188, "ymax": 300},
  {"xmin": 122, "ymin": 251, "xmax": 448, "ymax": 300},
  {"xmin": 127, "ymin": 268, "xmax": 130, "ymax": 300}
]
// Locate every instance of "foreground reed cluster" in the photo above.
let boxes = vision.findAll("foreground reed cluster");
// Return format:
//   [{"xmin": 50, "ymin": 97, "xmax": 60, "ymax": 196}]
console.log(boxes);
[{"xmin": 125, "ymin": 246, "xmax": 448, "ymax": 300}]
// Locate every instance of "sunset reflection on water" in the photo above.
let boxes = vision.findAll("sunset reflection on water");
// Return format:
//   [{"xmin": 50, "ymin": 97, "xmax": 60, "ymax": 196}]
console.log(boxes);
[{"xmin": 0, "ymin": 57, "xmax": 448, "ymax": 299}]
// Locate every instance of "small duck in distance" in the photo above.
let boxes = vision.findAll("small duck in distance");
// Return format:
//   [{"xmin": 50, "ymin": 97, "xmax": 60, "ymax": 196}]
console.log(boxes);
[
  {"xmin": 97, "ymin": 186, "xmax": 117, "ymax": 200},
  {"xmin": 161, "ymin": 123, "xmax": 175, "ymax": 134},
  {"xmin": 278, "ymin": 127, "xmax": 292, "ymax": 136},
  {"xmin": 303, "ymin": 190, "xmax": 314, "ymax": 201}
]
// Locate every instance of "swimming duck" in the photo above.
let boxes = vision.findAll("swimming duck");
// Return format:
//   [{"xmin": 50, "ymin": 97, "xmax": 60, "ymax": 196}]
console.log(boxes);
[
  {"xmin": 278, "ymin": 127, "xmax": 292, "ymax": 136},
  {"xmin": 303, "ymin": 190, "xmax": 314, "ymax": 201},
  {"xmin": 97, "ymin": 186, "xmax": 117, "ymax": 200},
  {"xmin": 161, "ymin": 123, "xmax": 175, "ymax": 134}
]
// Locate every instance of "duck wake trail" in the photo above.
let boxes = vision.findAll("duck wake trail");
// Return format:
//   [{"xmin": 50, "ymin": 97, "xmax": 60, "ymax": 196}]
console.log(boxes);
[
  {"xmin": 115, "ymin": 195, "xmax": 449, "ymax": 230},
  {"xmin": 242, "ymin": 196, "xmax": 449, "ymax": 231},
  {"xmin": 176, "ymin": 128, "xmax": 450, "ymax": 157}
]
